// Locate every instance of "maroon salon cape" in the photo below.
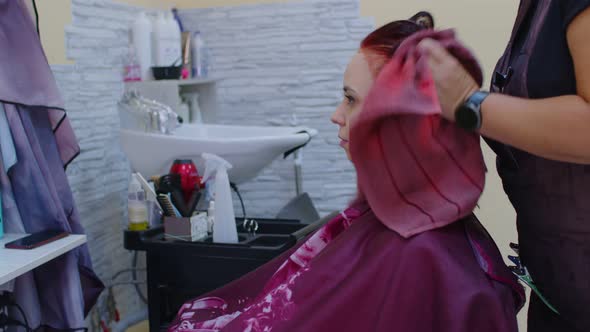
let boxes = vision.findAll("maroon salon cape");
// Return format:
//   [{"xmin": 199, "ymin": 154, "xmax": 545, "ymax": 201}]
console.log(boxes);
[{"xmin": 167, "ymin": 30, "xmax": 525, "ymax": 332}]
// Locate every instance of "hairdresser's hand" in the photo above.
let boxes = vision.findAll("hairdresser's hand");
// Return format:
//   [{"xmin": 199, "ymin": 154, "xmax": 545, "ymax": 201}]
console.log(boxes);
[{"xmin": 418, "ymin": 38, "xmax": 480, "ymax": 121}]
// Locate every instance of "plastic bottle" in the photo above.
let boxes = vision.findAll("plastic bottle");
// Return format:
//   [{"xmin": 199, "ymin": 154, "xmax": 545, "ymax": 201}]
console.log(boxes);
[
  {"xmin": 187, "ymin": 93, "xmax": 203, "ymax": 124},
  {"xmin": 128, "ymin": 174, "xmax": 149, "ymax": 231},
  {"xmin": 171, "ymin": 8, "xmax": 184, "ymax": 32},
  {"xmin": 152, "ymin": 12, "xmax": 167, "ymax": 66},
  {"xmin": 207, "ymin": 200, "xmax": 215, "ymax": 235},
  {"xmin": 191, "ymin": 31, "xmax": 209, "ymax": 78},
  {"xmin": 201, "ymin": 153, "xmax": 237, "ymax": 243},
  {"xmin": 0, "ymin": 193, "xmax": 4, "ymax": 239},
  {"xmin": 123, "ymin": 45, "xmax": 141, "ymax": 82},
  {"xmin": 177, "ymin": 100, "xmax": 190, "ymax": 124},
  {"xmin": 166, "ymin": 12, "xmax": 182, "ymax": 66},
  {"xmin": 132, "ymin": 12, "xmax": 152, "ymax": 80},
  {"xmin": 149, "ymin": 11, "xmax": 181, "ymax": 68}
]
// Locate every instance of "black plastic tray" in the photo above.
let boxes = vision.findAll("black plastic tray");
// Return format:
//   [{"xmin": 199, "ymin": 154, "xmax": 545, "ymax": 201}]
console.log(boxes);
[
  {"xmin": 125, "ymin": 216, "xmax": 330, "ymax": 331},
  {"xmin": 123, "ymin": 217, "xmax": 328, "ymax": 258}
]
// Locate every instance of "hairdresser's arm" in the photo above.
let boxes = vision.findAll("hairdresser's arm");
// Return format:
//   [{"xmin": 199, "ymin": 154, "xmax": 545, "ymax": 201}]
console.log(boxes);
[{"xmin": 419, "ymin": 8, "xmax": 590, "ymax": 164}]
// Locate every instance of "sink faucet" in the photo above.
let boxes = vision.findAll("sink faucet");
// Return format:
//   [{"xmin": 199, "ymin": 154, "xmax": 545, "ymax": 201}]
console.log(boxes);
[{"xmin": 119, "ymin": 90, "xmax": 181, "ymax": 135}]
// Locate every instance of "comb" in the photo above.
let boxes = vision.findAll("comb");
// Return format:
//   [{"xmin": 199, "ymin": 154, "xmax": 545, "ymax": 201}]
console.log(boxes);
[{"xmin": 157, "ymin": 194, "xmax": 179, "ymax": 217}]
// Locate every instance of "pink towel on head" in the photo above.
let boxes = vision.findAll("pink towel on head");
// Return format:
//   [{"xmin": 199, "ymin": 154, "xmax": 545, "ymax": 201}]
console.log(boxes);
[{"xmin": 350, "ymin": 29, "xmax": 486, "ymax": 238}]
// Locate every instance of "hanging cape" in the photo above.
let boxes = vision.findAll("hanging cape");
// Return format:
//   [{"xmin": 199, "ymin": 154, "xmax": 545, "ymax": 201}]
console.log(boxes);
[{"xmin": 0, "ymin": 0, "xmax": 103, "ymax": 329}]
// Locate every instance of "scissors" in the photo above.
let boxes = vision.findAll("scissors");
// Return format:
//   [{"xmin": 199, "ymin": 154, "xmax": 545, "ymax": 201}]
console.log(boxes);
[{"xmin": 508, "ymin": 242, "xmax": 559, "ymax": 315}]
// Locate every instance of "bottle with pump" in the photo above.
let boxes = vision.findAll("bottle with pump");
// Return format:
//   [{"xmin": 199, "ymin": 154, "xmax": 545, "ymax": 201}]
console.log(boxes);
[
  {"xmin": 132, "ymin": 11, "xmax": 152, "ymax": 80},
  {"xmin": 201, "ymin": 153, "xmax": 238, "ymax": 243},
  {"xmin": 152, "ymin": 12, "xmax": 167, "ymax": 66},
  {"xmin": 166, "ymin": 12, "xmax": 182, "ymax": 65},
  {"xmin": 128, "ymin": 174, "xmax": 149, "ymax": 231},
  {"xmin": 123, "ymin": 46, "xmax": 141, "ymax": 82},
  {"xmin": 153, "ymin": 12, "xmax": 181, "ymax": 67}
]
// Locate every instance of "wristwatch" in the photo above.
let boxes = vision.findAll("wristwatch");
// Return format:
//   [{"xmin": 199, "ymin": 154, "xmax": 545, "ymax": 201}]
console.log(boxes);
[{"xmin": 455, "ymin": 91, "xmax": 489, "ymax": 131}]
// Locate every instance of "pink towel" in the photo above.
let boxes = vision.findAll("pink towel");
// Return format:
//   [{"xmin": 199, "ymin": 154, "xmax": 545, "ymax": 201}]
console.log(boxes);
[{"xmin": 351, "ymin": 29, "xmax": 486, "ymax": 238}]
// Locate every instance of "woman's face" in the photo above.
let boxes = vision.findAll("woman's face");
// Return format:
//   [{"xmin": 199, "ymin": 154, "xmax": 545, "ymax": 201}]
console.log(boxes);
[{"xmin": 330, "ymin": 52, "xmax": 375, "ymax": 160}]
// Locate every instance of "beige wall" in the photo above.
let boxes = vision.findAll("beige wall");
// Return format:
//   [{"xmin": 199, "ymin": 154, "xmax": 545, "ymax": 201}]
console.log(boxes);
[
  {"xmin": 35, "ymin": 0, "xmax": 518, "ymax": 74},
  {"xmin": 27, "ymin": 0, "xmax": 73, "ymax": 64},
  {"xmin": 362, "ymin": 0, "xmax": 518, "ymax": 76},
  {"xmin": 31, "ymin": 0, "xmax": 295, "ymax": 64}
]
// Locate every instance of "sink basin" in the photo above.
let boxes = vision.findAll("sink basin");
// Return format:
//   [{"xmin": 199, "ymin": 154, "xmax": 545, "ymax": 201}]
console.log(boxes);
[{"xmin": 120, "ymin": 124, "xmax": 317, "ymax": 184}]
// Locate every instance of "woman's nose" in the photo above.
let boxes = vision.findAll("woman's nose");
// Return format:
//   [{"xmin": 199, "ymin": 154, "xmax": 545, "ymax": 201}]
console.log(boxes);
[{"xmin": 331, "ymin": 106, "xmax": 345, "ymax": 126}]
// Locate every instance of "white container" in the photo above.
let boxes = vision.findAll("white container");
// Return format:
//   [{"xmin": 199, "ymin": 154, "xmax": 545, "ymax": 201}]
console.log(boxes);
[
  {"xmin": 207, "ymin": 200, "xmax": 215, "ymax": 235},
  {"xmin": 132, "ymin": 12, "xmax": 152, "ymax": 80},
  {"xmin": 184, "ymin": 93, "xmax": 203, "ymax": 124},
  {"xmin": 202, "ymin": 153, "xmax": 238, "ymax": 244},
  {"xmin": 166, "ymin": 12, "xmax": 182, "ymax": 65},
  {"xmin": 191, "ymin": 31, "xmax": 207, "ymax": 78},
  {"xmin": 190, "ymin": 212, "xmax": 208, "ymax": 241},
  {"xmin": 152, "ymin": 12, "xmax": 181, "ymax": 67},
  {"xmin": 152, "ymin": 12, "xmax": 167, "ymax": 66},
  {"xmin": 177, "ymin": 100, "xmax": 190, "ymax": 124}
]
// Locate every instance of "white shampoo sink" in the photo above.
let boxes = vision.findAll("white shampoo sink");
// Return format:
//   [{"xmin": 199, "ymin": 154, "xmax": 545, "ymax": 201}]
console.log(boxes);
[{"xmin": 120, "ymin": 124, "xmax": 317, "ymax": 184}]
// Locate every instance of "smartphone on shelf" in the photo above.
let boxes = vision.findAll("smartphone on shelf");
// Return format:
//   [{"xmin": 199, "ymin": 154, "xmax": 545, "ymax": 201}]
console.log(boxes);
[{"xmin": 4, "ymin": 230, "xmax": 69, "ymax": 250}]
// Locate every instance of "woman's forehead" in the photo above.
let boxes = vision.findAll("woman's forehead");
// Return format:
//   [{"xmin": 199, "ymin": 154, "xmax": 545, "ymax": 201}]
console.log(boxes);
[{"xmin": 344, "ymin": 52, "xmax": 374, "ymax": 95}]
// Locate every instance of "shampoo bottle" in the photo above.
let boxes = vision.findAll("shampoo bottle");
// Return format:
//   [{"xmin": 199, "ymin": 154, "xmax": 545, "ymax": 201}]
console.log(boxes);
[
  {"xmin": 166, "ymin": 12, "xmax": 182, "ymax": 65},
  {"xmin": 201, "ymin": 153, "xmax": 237, "ymax": 243},
  {"xmin": 132, "ymin": 12, "xmax": 152, "ymax": 80},
  {"xmin": 191, "ymin": 31, "xmax": 208, "ymax": 77},
  {"xmin": 152, "ymin": 12, "xmax": 167, "ymax": 66}
]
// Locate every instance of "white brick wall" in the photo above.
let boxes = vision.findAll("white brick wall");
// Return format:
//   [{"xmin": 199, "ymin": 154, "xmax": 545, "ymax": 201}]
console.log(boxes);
[
  {"xmin": 179, "ymin": 0, "xmax": 374, "ymax": 217},
  {"xmin": 53, "ymin": 0, "xmax": 147, "ymax": 325},
  {"xmin": 51, "ymin": 0, "xmax": 373, "ymax": 327}
]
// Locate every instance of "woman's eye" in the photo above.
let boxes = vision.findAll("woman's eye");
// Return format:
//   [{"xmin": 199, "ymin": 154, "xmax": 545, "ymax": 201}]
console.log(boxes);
[{"xmin": 345, "ymin": 95, "xmax": 355, "ymax": 105}]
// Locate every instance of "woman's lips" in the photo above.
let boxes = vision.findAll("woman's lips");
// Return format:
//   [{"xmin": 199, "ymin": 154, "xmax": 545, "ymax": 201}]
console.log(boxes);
[{"xmin": 339, "ymin": 137, "xmax": 349, "ymax": 147}]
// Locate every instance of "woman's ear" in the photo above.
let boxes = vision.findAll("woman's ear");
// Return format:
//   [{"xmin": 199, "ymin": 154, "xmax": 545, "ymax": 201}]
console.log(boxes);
[{"xmin": 409, "ymin": 11, "xmax": 434, "ymax": 29}]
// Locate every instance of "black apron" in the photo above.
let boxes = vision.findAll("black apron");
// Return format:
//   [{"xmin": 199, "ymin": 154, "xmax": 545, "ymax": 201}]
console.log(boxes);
[{"xmin": 488, "ymin": 1, "xmax": 590, "ymax": 331}]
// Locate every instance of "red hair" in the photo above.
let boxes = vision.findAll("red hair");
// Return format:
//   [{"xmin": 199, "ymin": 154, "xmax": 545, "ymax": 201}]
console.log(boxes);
[
  {"xmin": 350, "ymin": 12, "xmax": 434, "ymax": 207},
  {"xmin": 360, "ymin": 12, "xmax": 434, "ymax": 75}
]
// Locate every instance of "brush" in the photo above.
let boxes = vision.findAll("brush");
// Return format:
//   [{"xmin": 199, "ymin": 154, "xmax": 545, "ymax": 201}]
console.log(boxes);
[{"xmin": 157, "ymin": 194, "xmax": 179, "ymax": 217}]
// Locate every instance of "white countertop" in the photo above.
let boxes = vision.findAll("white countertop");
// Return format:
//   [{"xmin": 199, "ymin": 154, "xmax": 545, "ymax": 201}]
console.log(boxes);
[{"xmin": 0, "ymin": 233, "xmax": 87, "ymax": 286}]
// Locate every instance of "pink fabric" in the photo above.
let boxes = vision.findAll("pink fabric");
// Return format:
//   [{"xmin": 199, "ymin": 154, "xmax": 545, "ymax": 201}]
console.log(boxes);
[
  {"xmin": 351, "ymin": 29, "xmax": 486, "ymax": 238},
  {"xmin": 168, "ymin": 206, "xmax": 365, "ymax": 332},
  {"xmin": 168, "ymin": 208, "xmax": 522, "ymax": 332}
]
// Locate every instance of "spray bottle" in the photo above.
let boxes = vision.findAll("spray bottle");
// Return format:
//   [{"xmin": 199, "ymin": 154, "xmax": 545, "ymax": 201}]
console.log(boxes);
[{"xmin": 201, "ymin": 153, "xmax": 238, "ymax": 243}]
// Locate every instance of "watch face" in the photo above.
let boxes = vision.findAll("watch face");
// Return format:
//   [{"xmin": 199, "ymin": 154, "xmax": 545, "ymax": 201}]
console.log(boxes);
[{"xmin": 456, "ymin": 104, "xmax": 478, "ymax": 129}]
